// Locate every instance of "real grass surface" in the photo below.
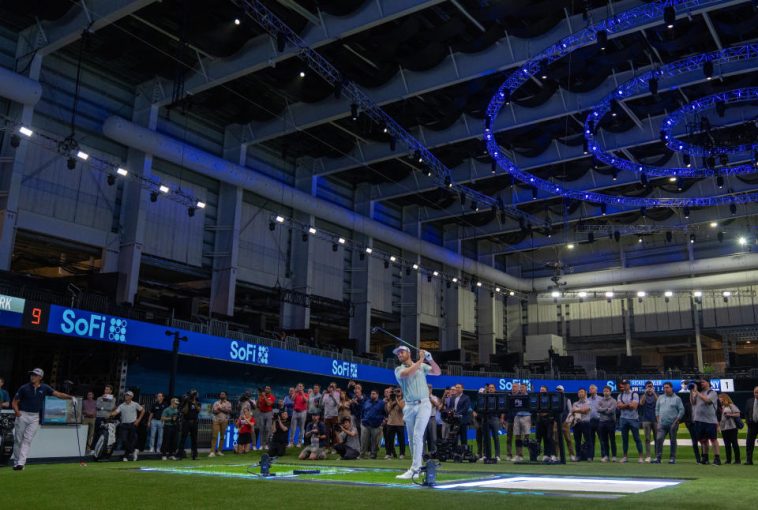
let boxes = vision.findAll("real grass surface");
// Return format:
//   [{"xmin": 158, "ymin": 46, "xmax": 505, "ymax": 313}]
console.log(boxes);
[{"xmin": 3, "ymin": 438, "xmax": 756, "ymax": 510}]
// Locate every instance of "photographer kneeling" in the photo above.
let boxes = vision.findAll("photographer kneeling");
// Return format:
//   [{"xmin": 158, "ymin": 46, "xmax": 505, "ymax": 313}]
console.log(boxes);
[
  {"xmin": 268, "ymin": 409, "xmax": 290, "ymax": 457},
  {"xmin": 334, "ymin": 416, "xmax": 360, "ymax": 460}
]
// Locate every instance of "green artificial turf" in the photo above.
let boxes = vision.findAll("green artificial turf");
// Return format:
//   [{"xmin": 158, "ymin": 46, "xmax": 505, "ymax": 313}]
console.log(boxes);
[{"xmin": 2, "ymin": 438, "xmax": 756, "ymax": 510}]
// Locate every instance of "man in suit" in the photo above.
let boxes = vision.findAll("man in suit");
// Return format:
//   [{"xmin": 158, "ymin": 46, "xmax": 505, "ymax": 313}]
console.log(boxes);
[
  {"xmin": 447, "ymin": 383, "xmax": 471, "ymax": 447},
  {"xmin": 746, "ymin": 386, "xmax": 758, "ymax": 465}
]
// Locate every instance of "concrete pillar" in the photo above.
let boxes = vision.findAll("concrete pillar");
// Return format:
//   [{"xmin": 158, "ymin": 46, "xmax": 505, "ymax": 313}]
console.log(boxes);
[
  {"xmin": 279, "ymin": 167, "xmax": 316, "ymax": 330},
  {"xmin": 623, "ymin": 297, "xmax": 633, "ymax": 356},
  {"xmin": 476, "ymin": 245, "xmax": 497, "ymax": 363},
  {"xmin": 349, "ymin": 184, "xmax": 373, "ymax": 354},
  {"xmin": 399, "ymin": 205, "xmax": 420, "ymax": 347},
  {"xmin": 0, "ymin": 44, "xmax": 42, "ymax": 270},
  {"xmin": 440, "ymin": 225, "xmax": 462, "ymax": 353},
  {"xmin": 115, "ymin": 94, "xmax": 158, "ymax": 304},
  {"xmin": 692, "ymin": 297, "xmax": 704, "ymax": 372},
  {"xmin": 209, "ymin": 127, "xmax": 245, "ymax": 316}
]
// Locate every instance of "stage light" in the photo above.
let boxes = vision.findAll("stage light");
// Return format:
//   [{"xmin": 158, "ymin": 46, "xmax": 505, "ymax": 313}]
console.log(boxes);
[
  {"xmin": 605, "ymin": 291, "xmax": 614, "ymax": 302},
  {"xmin": 669, "ymin": 176, "xmax": 677, "ymax": 182},
  {"xmin": 531, "ymin": 188, "xmax": 538, "ymax": 200},
  {"xmin": 611, "ymin": 169, "xmax": 618, "ymax": 181},
  {"xmin": 19, "ymin": 126, "xmax": 33, "ymax": 137},
  {"xmin": 509, "ymin": 291, "xmax": 515, "ymax": 297},
  {"xmin": 365, "ymin": 247, "xmax": 372, "ymax": 254},
  {"xmin": 433, "ymin": 271, "xmax": 439, "ymax": 277},
  {"xmin": 299, "ymin": 70, "xmax": 306, "ymax": 78},
  {"xmin": 452, "ymin": 277, "xmax": 458, "ymax": 283},
  {"xmin": 739, "ymin": 236, "xmax": 748, "ymax": 246},
  {"xmin": 444, "ymin": 176, "xmax": 452, "ymax": 188},
  {"xmin": 551, "ymin": 291, "xmax": 561, "ymax": 298},
  {"xmin": 412, "ymin": 263, "xmax": 419, "ymax": 270},
  {"xmin": 648, "ymin": 77, "xmax": 658, "ymax": 96},
  {"xmin": 703, "ymin": 60, "xmax": 713, "ymax": 80},
  {"xmin": 75, "ymin": 150, "xmax": 88, "ymax": 161},
  {"xmin": 390, "ymin": 255, "xmax": 397, "ymax": 262},
  {"xmin": 723, "ymin": 291, "xmax": 732, "ymax": 297},
  {"xmin": 693, "ymin": 291, "xmax": 702, "ymax": 298},
  {"xmin": 338, "ymin": 237, "xmax": 346, "ymax": 244},
  {"xmin": 710, "ymin": 222, "xmax": 718, "ymax": 228},
  {"xmin": 275, "ymin": 215, "xmax": 285, "ymax": 223},
  {"xmin": 637, "ymin": 291, "xmax": 646, "ymax": 298},
  {"xmin": 491, "ymin": 160, "xmax": 497, "ymax": 174},
  {"xmin": 539, "ymin": 59, "xmax": 548, "ymax": 80},
  {"xmin": 638, "ymin": 236, "xmax": 643, "ymax": 244},
  {"xmin": 578, "ymin": 291, "xmax": 587, "ymax": 298},
  {"xmin": 159, "ymin": 185, "xmax": 170, "ymax": 194},
  {"xmin": 495, "ymin": 287, "xmax": 501, "ymax": 293},
  {"xmin": 234, "ymin": 18, "xmax": 241, "ymax": 25},
  {"xmin": 664, "ymin": 291, "xmax": 673, "ymax": 298},
  {"xmin": 683, "ymin": 207, "xmax": 689, "ymax": 219},
  {"xmin": 596, "ymin": 29, "xmax": 607, "ymax": 51},
  {"xmin": 567, "ymin": 243, "xmax": 575, "ymax": 250},
  {"xmin": 476, "ymin": 281, "xmax": 482, "ymax": 287},
  {"xmin": 640, "ymin": 173, "xmax": 648, "ymax": 187},
  {"xmin": 664, "ymin": 6, "xmax": 675, "ymax": 28},
  {"xmin": 600, "ymin": 203, "xmax": 607, "ymax": 216},
  {"xmin": 690, "ymin": 234, "xmax": 696, "ymax": 244},
  {"xmin": 308, "ymin": 227, "xmax": 317, "ymax": 235},
  {"xmin": 683, "ymin": 154, "xmax": 691, "ymax": 168},
  {"xmin": 116, "ymin": 167, "xmax": 128, "ymax": 176},
  {"xmin": 582, "ymin": 140, "xmax": 589, "ymax": 155}
]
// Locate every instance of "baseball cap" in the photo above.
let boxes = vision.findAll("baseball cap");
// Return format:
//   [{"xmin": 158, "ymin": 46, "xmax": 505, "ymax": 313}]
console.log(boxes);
[
  {"xmin": 29, "ymin": 368, "xmax": 44, "ymax": 377},
  {"xmin": 620, "ymin": 379, "xmax": 630, "ymax": 385},
  {"xmin": 392, "ymin": 345, "xmax": 410, "ymax": 355},
  {"xmin": 125, "ymin": 391, "xmax": 134, "ymax": 397},
  {"xmin": 555, "ymin": 385, "xmax": 565, "ymax": 391}
]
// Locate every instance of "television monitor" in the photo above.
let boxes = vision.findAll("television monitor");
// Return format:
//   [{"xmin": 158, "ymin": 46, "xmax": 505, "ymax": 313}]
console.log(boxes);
[{"xmin": 42, "ymin": 396, "xmax": 81, "ymax": 425}]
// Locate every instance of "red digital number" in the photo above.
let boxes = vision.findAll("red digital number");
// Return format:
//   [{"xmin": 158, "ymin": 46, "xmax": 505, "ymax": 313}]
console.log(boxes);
[{"xmin": 32, "ymin": 307, "xmax": 42, "ymax": 325}]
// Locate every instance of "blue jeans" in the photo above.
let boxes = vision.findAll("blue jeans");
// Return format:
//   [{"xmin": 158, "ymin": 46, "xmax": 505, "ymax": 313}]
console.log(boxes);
[
  {"xmin": 620, "ymin": 417, "xmax": 643, "ymax": 456},
  {"xmin": 147, "ymin": 420, "xmax": 163, "ymax": 451}
]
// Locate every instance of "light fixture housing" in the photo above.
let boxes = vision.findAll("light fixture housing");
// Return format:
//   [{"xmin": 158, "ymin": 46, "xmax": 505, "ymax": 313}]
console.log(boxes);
[
  {"xmin": 159, "ymin": 185, "xmax": 170, "ymax": 194},
  {"xmin": 338, "ymin": 237, "xmax": 346, "ymax": 244},
  {"xmin": 116, "ymin": 167, "xmax": 128, "ymax": 176},
  {"xmin": 19, "ymin": 126, "xmax": 33, "ymax": 137},
  {"xmin": 275, "ymin": 215, "xmax": 285, "ymax": 223},
  {"xmin": 76, "ymin": 150, "xmax": 89, "ymax": 160},
  {"xmin": 308, "ymin": 227, "xmax": 317, "ymax": 235}
]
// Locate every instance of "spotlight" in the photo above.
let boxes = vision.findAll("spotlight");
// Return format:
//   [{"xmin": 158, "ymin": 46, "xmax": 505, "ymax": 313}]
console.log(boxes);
[
  {"xmin": 76, "ymin": 150, "xmax": 89, "ymax": 160},
  {"xmin": 338, "ymin": 237, "xmax": 346, "ymax": 244},
  {"xmin": 664, "ymin": 290, "xmax": 673, "ymax": 298},
  {"xmin": 9, "ymin": 134, "xmax": 20, "ymax": 148},
  {"xmin": 19, "ymin": 126, "xmax": 33, "ymax": 137},
  {"xmin": 150, "ymin": 191, "xmax": 159, "ymax": 203},
  {"xmin": 350, "ymin": 103, "xmax": 358, "ymax": 120},
  {"xmin": 683, "ymin": 154, "xmax": 691, "ymax": 168},
  {"xmin": 664, "ymin": 5, "xmax": 675, "ymax": 29},
  {"xmin": 275, "ymin": 215, "xmax": 285, "ymax": 223},
  {"xmin": 683, "ymin": 207, "xmax": 690, "ymax": 219},
  {"xmin": 648, "ymin": 77, "xmax": 658, "ymax": 96},
  {"xmin": 502, "ymin": 89, "xmax": 511, "ymax": 105},
  {"xmin": 693, "ymin": 291, "xmax": 702, "ymax": 298},
  {"xmin": 159, "ymin": 185, "xmax": 170, "ymax": 194},
  {"xmin": 433, "ymin": 271, "xmax": 439, "ymax": 277},
  {"xmin": 716, "ymin": 175, "xmax": 724, "ymax": 189},
  {"xmin": 703, "ymin": 60, "xmax": 713, "ymax": 80},
  {"xmin": 509, "ymin": 291, "xmax": 515, "ymax": 296},
  {"xmin": 234, "ymin": 18, "xmax": 241, "ymax": 25},
  {"xmin": 690, "ymin": 234, "xmax": 696, "ymax": 244},
  {"xmin": 596, "ymin": 29, "xmax": 607, "ymax": 51},
  {"xmin": 495, "ymin": 287, "xmax": 501, "ymax": 293},
  {"xmin": 365, "ymin": 247, "xmax": 372, "ymax": 254},
  {"xmin": 299, "ymin": 70, "xmax": 306, "ymax": 78},
  {"xmin": 637, "ymin": 291, "xmax": 646, "ymax": 302},
  {"xmin": 444, "ymin": 176, "xmax": 451, "ymax": 188},
  {"xmin": 308, "ymin": 227, "xmax": 317, "ymax": 235},
  {"xmin": 116, "ymin": 167, "xmax": 128, "ymax": 176},
  {"xmin": 412, "ymin": 263, "xmax": 419, "ymax": 270},
  {"xmin": 676, "ymin": 178, "xmax": 683, "ymax": 191},
  {"xmin": 107, "ymin": 174, "xmax": 116, "ymax": 186},
  {"xmin": 582, "ymin": 140, "xmax": 589, "ymax": 155},
  {"xmin": 452, "ymin": 277, "xmax": 458, "ymax": 283},
  {"xmin": 531, "ymin": 188, "xmax": 538, "ymax": 200},
  {"xmin": 612, "ymin": 169, "xmax": 618, "ymax": 181},
  {"xmin": 638, "ymin": 236, "xmax": 643, "ymax": 244},
  {"xmin": 723, "ymin": 291, "xmax": 731, "ymax": 302},
  {"xmin": 551, "ymin": 291, "xmax": 561, "ymax": 299},
  {"xmin": 710, "ymin": 222, "xmax": 718, "ymax": 228},
  {"xmin": 196, "ymin": 201, "xmax": 206, "ymax": 209},
  {"xmin": 730, "ymin": 203, "xmax": 737, "ymax": 215},
  {"xmin": 669, "ymin": 176, "xmax": 677, "ymax": 183},
  {"xmin": 67, "ymin": 157, "xmax": 77, "ymax": 170},
  {"xmin": 476, "ymin": 281, "xmax": 482, "ymax": 287},
  {"xmin": 640, "ymin": 173, "xmax": 648, "ymax": 187},
  {"xmin": 605, "ymin": 291, "xmax": 614, "ymax": 301},
  {"xmin": 567, "ymin": 243, "xmax": 575, "ymax": 250},
  {"xmin": 739, "ymin": 236, "xmax": 748, "ymax": 246},
  {"xmin": 491, "ymin": 160, "xmax": 497, "ymax": 174},
  {"xmin": 187, "ymin": 207, "xmax": 195, "ymax": 217},
  {"xmin": 578, "ymin": 291, "xmax": 588, "ymax": 299},
  {"xmin": 471, "ymin": 201, "xmax": 478, "ymax": 212},
  {"xmin": 390, "ymin": 255, "xmax": 397, "ymax": 262}
]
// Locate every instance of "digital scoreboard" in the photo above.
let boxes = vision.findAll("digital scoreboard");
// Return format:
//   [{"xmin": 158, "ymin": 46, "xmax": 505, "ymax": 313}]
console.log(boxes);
[{"xmin": 0, "ymin": 294, "xmax": 51, "ymax": 332}]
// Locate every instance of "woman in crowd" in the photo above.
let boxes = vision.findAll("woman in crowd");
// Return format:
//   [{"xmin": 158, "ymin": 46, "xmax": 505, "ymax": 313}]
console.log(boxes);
[
  {"xmin": 160, "ymin": 398, "xmax": 180, "ymax": 460},
  {"xmin": 338, "ymin": 389, "xmax": 352, "ymax": 424},
  {"xmin": 236, "ymin": 407, "xmax": 255, "ymax": 454},
  {"xmin": 719, "ymin": 394, "xmax": 741, "ymax": 464}
]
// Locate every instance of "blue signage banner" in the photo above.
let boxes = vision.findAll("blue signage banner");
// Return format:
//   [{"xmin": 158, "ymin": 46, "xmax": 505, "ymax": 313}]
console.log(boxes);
[{"xmin": 41, "ymin": 305, "xmax": 733, "ymax": 393}]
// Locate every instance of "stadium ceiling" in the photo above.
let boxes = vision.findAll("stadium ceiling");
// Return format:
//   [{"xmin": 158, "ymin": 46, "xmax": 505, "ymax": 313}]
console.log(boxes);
[{"xmin": 3, "ymin": 0, "xmax": 758, "ymax": 255}]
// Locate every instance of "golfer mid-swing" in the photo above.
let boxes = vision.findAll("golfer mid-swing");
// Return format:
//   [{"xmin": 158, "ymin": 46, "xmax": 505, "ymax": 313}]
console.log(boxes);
[{"xmin": 393, "ymin": 346, "xmax": 441, "ymax": 479}]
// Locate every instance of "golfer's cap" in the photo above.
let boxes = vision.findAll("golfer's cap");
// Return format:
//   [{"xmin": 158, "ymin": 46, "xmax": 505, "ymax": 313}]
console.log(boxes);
[
  {"xmin": 125, "ymin": 391, "xmax": 134, "ymax": 397},
  {"xmin": 392, "ymin": 345, "xmax": 410, "ymax": 355},
  {"xmin": 29, "ymin": 368, "xmax": 44, "ymax": 377},
  {"xmin": 620, "ymin": 379, "xmax": 630, "ymax": 385},
  {"xmin": 555, "ymin": 385, "xmax": 565, "ymax": 391}
]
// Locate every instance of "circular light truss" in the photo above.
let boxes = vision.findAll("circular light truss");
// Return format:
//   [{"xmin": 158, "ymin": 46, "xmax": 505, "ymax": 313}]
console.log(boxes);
[
  {"xmin": 484, "ymin": 0, "xmax": 758, "ymax": 208},
  {"xmin": 586, "ymin": 46, "xmax": 758, "ymax": 178},
  {"xmin": 661, "ymin": 87, "xmax": 758, "ymax": 158}
]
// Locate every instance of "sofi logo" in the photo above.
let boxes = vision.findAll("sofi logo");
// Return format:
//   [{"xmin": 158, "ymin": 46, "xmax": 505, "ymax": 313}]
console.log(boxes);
[
  {"xmin": 498, "ymin": 379, "xmax": 531, "ymax": 391},
  {"xmin": 332, "ymin": 360, "xmax": 358, "ymax": 379},
  {"xmin": 60, "ymin": 309, "xmax": 126, "ymax": 342},
  {"xmin": 229, "ymin": 341, "xmax": 270, "ymax": 365}
]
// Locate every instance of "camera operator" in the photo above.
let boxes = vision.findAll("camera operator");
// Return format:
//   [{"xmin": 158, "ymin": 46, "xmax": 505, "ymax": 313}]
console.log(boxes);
[
  {"xmin": 597, "ymin": 385, "xmax": 617, "ymax": 462},
  {"xmin": 209, "ymin": 391, "xmax": 232, "ymax": 457},
  {"xmin": 384, "ymin": 386, "xmax": 406, "ymax": 459},
  {"xmin": 360, "ymin": 390, "xmax": 385, "ymax": 459},
  {"xmin": 535, "ymin": 386, "xmax": 555, "ymax": 462},
  {"xmin": 640, "ymin": 381, "xmax": 658, "ymax": 462},
  {"xmin": 746, "ymin": 386, "xmax": 758, "ymax": 465},
  {"xmin": 653, "ymin": 382, "xmax": 684, "ymax": 464},
  {"xmin": 110, "ymin": 390, "xmax": 145, "ymax": 462},
  {"xmin": 425, "ymin": 384, "xmax": 442, "ymax": 457},
  {"xmin": 11, "ymin": 368, "xmax": 76, "ymax": 470},
  {"xmin": 334, "ymin": 416, "xmax": 360, "ymax": 460},
  {"xmin": 268, "ymin": 409, "xmax": 290, "ymax": 457},
  {"xmin": 257, "ymin": 386, "xmax": 276, "ymax": 451},
  {"xmin": 691, "ymin": 377, "xmax": 721, "ymax": 465},
  {"xmin": 299, "ymin": 413, "xmax": 327, "ymax": 460},
  {"xmin": 89, "ymin": 384, "xmax": 116, "ymax": 456},
  {"xmin": 617, "ymin": 379, "xmax": 644, "ymax": 463},
  {"xmin": 178, "ymin": 389, "xmax": 201, "ymax": 460}
]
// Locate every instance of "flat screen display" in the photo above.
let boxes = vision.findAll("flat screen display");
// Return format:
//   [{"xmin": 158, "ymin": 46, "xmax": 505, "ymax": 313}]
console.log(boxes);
[{"xmin": 42, "ymin": 396, "xmax": 81, "ymax": 425}]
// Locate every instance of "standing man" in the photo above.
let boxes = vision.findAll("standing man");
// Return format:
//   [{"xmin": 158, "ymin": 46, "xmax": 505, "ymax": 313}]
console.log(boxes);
[
  {"xmin": 209, "ymin": 391, "xmax": 232, "ymax": 457},
  {"xmin": 360, "ymin": 390, "xmax": 385, "ymax": 459},
  {"xmin": 597, "ymin": 385, "xmax": 618, "ymax": 462},
  {"xmin": 513, "ymin": 384, "xmax": 532, "ymax": 462},
  {"xmin": 586, "ymin": 385, "xmax": 601, "ymax": 461},
  {"xmin": 11, "ymin": 368, "xmax": 76, "ymax": 470},
  {"xmin": 448, "ymin": 384, "xmax": 472, "ymax": 447},
  {"xmin": 178, "ymin": 389, "xmax": 201, "ymax": 460},
  {"xmin": 745, "ymin": 386, "xmax": 758, "ymax": 465},
  {"xmin": 535, "ymin": 385, "xmax": 555, "ymax": 463},
  {"xmin": 81, "ymin": 391, "xmax": 98, "ymax": 452},
  {"xmin": 322, "ymin": 383, "xmax": 341, "ymax": 453},
  {"xmin": 257, "ymin": 386, "xmax": 276, "ymax": 450},
  {"xmin": 653, "ymin": 382, "xmax": 684, "ymax": 464},
  {"xmin": 639, "ymin": 381, "xmax": 658, "ymax": 462},
  {"xmin": 90, "ymin": 384, "xmax": 116, "ymax": 456},
  {"xmin": 691, "ymin": 377, "xmax": 721, "ymax": 465},
  {"xmin": 110, "ymin": 390, "xmax": 145, "ymax": 462},
  {"xmin": 505, "ymin": 383, "xmax": 520, "ymax": 460},
  {"xmin": 424, "ymin": 384, "xmax": 442, "ymax": 457},
  {"xmin": 571, "ymin": 388, "xmax": 592, "ymax": 461},
  {"xmin": 393, "ymin": 345, "xmax": 441, "ymax": 480},
  {"xmin": 553, "ymin": 385, "xmax": 576, "ymax": 461},
  {"xmin": 307, "ymin": 384, "xmax": 322, "ymax": 417},
  {"xmin": 617, "ymin": 380, "xmax": 644, "ymax": 463},
  {"xmin": 290, "ymin": 383, "xmax": 308, "ymax": 447},
  {"xmin": 0, "ymin": 376, "xmax": 10, "ymax": 408},
  {"xmin": 146, "ymin": 392, "xmax": 167, "ymax": 454}
]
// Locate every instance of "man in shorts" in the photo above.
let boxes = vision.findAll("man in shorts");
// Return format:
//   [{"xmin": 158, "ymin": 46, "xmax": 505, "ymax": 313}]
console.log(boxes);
[{"xmin": 691, "ymin": 377, "xmax": 721, "ymax": 465}]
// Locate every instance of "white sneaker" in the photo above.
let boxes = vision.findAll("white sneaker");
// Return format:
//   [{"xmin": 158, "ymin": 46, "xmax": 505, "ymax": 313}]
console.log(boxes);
[
  {"xmin": 601, "ymin": 456, "xmax": 609, "ymax": 463},
  {"xmin": 170, "ymin": 456, "xmax": 177, "ymax": 460},
  {"xmin": 132, "ymin": 451, "xmax": 138, "ymax": 461},
  {"xmin": 147, "ymin": 448, "xmax": 154, "ymax": 453},
  {"xmin": 645, "ymin": 456, "xmax": 651, "ymax": 463},
  {"xmin": 611, "ymin": 456, "xmax": 617, "ymax": 463},
  {"xmin": 620, "ymin": 456, "xmax": 628, "ymax": 463},
  {"xmin": 209, "ymin": 452, "xmax": 215, "ymax": 457},
  {"xmin": 162, "ymin": 456, "xmax": 167, "ymax": 461},
  {"xmin": 396, "ymin": 469, "xmax": 417, "ymax": 480},
  {"xmin": 399, "ymin": 455, "xmax": 404, "ymax": 460},
  {"xmin": 385, "ymin": 454, "xmax": 393, "ymax": 459},
  {"xmin": 496, "ymin": 456, "xmax": 501, "ymax": 462},
  {"xmin": 638, "ymin": 457, "xmax": 644, "ymax": 464},
  {"xmin": 550, "ymin": 455, "xmax": 558, "ymax": 462},
  {"xmin": 570, "ymin": 455, "xmax": 577, "ymax": 462},
  {"xmin": 287, "ymin": 443, "xmax": 294, "ymax": 448},
  {"xmin": 123, "ymin": 458, "xmax": 129, "ymax": 462},
  {"xmin": 217, "ymin": 451, "xmax": 224, "ymax": 456}
]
